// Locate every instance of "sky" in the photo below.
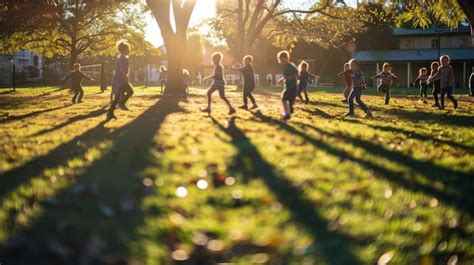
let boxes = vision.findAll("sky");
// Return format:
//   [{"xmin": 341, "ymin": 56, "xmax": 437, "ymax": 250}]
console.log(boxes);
[{"xmin": 145, "ymin": 0, "xmax": 358, "ymax": 47}]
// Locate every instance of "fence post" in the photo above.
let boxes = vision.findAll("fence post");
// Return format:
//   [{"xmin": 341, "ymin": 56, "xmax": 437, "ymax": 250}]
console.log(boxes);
[
  {"xmin": 11, "ymin": 61, "xmax": 16, "ymax": 91},
  {"xmin": 101, "ymin": 62, "xmax": 106, "ymax": 92}
]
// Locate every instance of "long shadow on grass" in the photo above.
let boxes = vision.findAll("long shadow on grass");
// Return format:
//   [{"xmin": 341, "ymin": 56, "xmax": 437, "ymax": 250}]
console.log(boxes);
[
  {"xmin": 211, "ymin": 116, "xmax": 362, "ymax": 265},
  {"xmin": 381, "ymin": 107, "xmax": 474, "ymax": 128},
  {"xmin": 30, "ymin": 105, "xmax": 109, "ymax": 137},
  {"xmin": 251, "ymin": 112, "xmax": 473, "ymax": 215},
  {"xmin": 295, "ymin": 122, "xmax": 474, "ymax": 215},
  {"xmin": 0, "ymin": 119, "xmax": 108, "ymax": 196},
  {"xmin": 0, "ymin": 103, "xmax": 73, "ymax": 124},
  {"xmin": 0, "ymin": 98, "xmax": 182, "ymax": 264},
  {"xmin": 310, "ymin": 100, "xmax": 474, "ymax": 128},
  {"xmin": 345, "ymin": 119, "xmax": 474, "ymax": 153}
]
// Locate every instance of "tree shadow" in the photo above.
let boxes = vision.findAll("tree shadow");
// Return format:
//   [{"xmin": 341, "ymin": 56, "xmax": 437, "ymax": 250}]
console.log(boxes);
[
  {"xmin": 380, "ymin": 107, "xmax": 474, "ymax": 128},
  {"xmin": 0, "ymin": 104, "xmax": 74, "ymax": 124},
  {"xmin": 0, "ymin": 98, "xmax": 183, "ymax": 264},
  {"xmin": 345, "ymin": 119, "xmax": 474, "ymax": 153},
  {"xmin": 310, "ymin": 99, "xmax": 474, "ymax": 128},
  {"xmin": 0, "ymin": 120, "xmax": 108, "ymax": 195},
  {"xmin": 29, "ymin": 106, "xmax": 109, "ymax": 137},
  {"xmin": 211, "ymin": 116, "xmax": 362, "ymax": 265},
  {"xmin": 251, "ymin": 111, "xmax": 473, "ymax": 215},
  {"xmin": 297, "ymin": 122, "xmax": 473, "ymax": 211}
]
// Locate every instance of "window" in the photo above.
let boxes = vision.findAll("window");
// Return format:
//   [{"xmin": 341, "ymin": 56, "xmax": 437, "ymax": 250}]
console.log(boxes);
[
  {"xmin": 431, "ymin": 39, "xmax": 440, "ymax": 48},
  {"xmin": 405, "ymin": 39, "xmax": 415, "ymax": 49},
  {"xmin": 459, "ymin": 37, "xmax": 468, "ymax": 48}
]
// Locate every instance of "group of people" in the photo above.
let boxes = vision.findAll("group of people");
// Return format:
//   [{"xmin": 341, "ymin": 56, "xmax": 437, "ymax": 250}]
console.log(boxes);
[
  {"xmin": 412, "ymin": 56, "xmax": 458, "ymax": 109},
  {"xmin": 200, "ymin": 50, "xmax": 318, "ymax": 120},
  {"xmin": 336, "ymin": 55, "xmax": 460, "ymax": 117},
  {"xmin": 61, "ymin": 40, "xmax": 463, "ymax": 121}
]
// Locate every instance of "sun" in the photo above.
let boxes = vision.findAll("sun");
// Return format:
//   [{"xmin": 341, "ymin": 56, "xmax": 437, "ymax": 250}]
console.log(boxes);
[{"xmin": 145, "ymin": 0, "xmax": 216, "ymax": 47}]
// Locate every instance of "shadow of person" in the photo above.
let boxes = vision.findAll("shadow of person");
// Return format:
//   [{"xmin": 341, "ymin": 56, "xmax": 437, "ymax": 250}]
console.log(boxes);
[
  {"xmin": 211, "ymin": 116, "xmax": 362, "ymax": 265},
  {"xmin": 30, "ymin": 105, "xmax": 109, "ymax": 137},
  {"xmin": 251, "ymin": 111, "xmax": 473, "ymax": 216},
  {"xmin": 0, "ymin": 103, "xmax": 74, "ymax": 124},
  {"xmin": 296, "ymin": 121, "xmax": 474, "ymax": 216},
  {"xmin": 345, "ymin": 119, "xmax": 474, "ymax": 153}
]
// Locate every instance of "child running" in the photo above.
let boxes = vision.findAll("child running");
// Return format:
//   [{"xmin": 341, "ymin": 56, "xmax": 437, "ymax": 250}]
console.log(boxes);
[
  {"xmin": 337, "ymin": 62, "xmax": 352, "ymax": 103},
  {"xmin": 413, "ymin": 67, "xmax": 429, "ymax": 102},
  {"xmin": 297, "ymin": 61, "xmax": 318, "ymax": 104},
  {"xmin": 277, "ymin": 50, "xmax": 298, "ymax": 120},
  {"xmin": 201, "ymin": 52, "xmax": 236, "ymax": 114},
  {"xmin": 429, "ymin": 61, "xmax": 441, "ymax": 108},
  {"xmin": 61, "ymin": 63, "xmax": 94, "ymax": 103},
  {"xmin": 159, "ymin": 66, "xmax": 167, "ymax": 94},
  {"xmin": 372, "ymin": 62, "xmax": 398, "ymax": 105},
  {"xmin": 107, "ymin": 40, "xmax": 134, "ymax": 120},
  {"xmin": 428, "ymin": 55, "xmax": 458, "ymax": 109},
  {"xmin": 183, "ymin": 69, "xmax": 190, "ymax": 95},
  {"xmin": 346, "ymin": 59, "xmax": 372, "ymax": 118},
  {"xmin": 231, "ymin": 55, "xmax": 258, "ymax": 110}
]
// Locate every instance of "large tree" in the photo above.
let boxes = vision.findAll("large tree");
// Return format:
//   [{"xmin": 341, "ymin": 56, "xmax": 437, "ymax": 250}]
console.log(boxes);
[
  {"xmin": 146, "ymin": 0, "xmax": 196, "ymax": 95},
  {"xmin": 1, "ymin": 0, "xmax": 150, "ymax": 66},
  {"xmin": 458, "ymin": 0, "xmax": 474, "ymax": 34},
  {"xmin": 45, "ymin": 0, "xmax": 148, "ymax": 66},
  {"xmin": 208, "ymin": 0, "xmax": 364, "ymax": 62}
]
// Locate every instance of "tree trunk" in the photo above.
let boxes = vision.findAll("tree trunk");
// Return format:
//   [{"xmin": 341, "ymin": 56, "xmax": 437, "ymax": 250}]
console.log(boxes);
[
  {"xmin": 163, "ymin": 35, "xmax": 187, "ymax": 95},
  {"xmin": 70, "ymin": 50, "xmax": 78, "ymax": 68},
  {"xmin": 147, "ymin": 0, "xmax": 196, "ymax": 96},
  {"xmin": 458, "ymin": 0, "xmax": 474, "ymax": 35}
]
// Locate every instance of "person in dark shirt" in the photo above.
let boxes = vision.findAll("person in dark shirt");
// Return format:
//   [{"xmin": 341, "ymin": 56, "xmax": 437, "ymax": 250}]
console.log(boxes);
[
  {"xmin": 61, "ymin": 63, "xmax": 93, "ymax": 103},
  {"xmin": 428, "ymin": 55, "xmax": 458, "ymax": 109},
  {"xmin": 159, "ymin": 66, "xmax": 167, "ymax": 94},
  {"xmin": 429, "ymin": 61, "xmax": 442, "ymax": 108},
  {"xmin": 297, "ymin": 61, "xmax": 318, "ymax": 104},
  {"xmin": 337, "ymin": 63, "xmax": 352, "ymax": 103},
  {"xmin": 231, "ymin": 55, "xmax": 258, "ymax": 110},
  {"xmin": 201, "ymin": 52, "xmax": 236, "ymax": 115},
  {"xmin": 413, "ymin": 67, "xmax": 429, "ymax": 102},
  {"xmin": 346, "ymin": 59, "xmax": 372, "ymax": 118},
  {"xmin": 107, "ymin": 40, "xmax": 134, "ymax": 120},
  {"xmin": 277, "ymin": 50, "xmax": 298, "ymax": 120}
]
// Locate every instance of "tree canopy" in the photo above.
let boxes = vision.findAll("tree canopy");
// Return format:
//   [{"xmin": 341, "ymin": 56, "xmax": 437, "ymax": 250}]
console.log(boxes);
[{"xmin": 1, "ymin": 0, "xmax": 155, "ymax": 65}]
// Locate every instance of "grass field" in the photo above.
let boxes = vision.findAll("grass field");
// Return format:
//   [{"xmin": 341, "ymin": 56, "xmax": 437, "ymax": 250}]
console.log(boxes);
[{"xmin": 0, "ymin": 86, "xmax": 473, "ymax": 265}]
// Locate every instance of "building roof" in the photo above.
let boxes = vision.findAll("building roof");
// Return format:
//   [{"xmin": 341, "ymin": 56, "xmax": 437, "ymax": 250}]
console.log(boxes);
[
  {"xmin": 354, "ymin": 48, "xmax": 474, "ymax": 62},
  {"xmin": 393, "ymin": 25, "xmax": 471, "ymax": 36}
]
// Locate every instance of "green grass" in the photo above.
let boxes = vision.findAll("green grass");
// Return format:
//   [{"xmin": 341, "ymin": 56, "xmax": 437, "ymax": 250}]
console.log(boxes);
[{"xmin": 0, "ymin": 86, "xmax": 473, "ymax": 264}]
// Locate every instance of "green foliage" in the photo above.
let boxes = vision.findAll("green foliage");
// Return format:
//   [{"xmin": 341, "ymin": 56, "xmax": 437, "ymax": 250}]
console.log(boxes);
[
  {"xmin": 394, "ymin": 1, "xmax": 467, "ymax": 29},
  {"xmin": 0, "ymin": 86, "xmax": 473, "ymax": 264},
  {"xmin": 1, "ymin": 0, "xmax": 154, "ymax": 62},
  {"xmin": 183, "ymin": 34, "xmax": 204, "ymax": 74}
]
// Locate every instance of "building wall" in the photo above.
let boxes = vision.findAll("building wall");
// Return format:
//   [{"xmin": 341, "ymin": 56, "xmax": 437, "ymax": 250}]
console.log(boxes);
[{"xmin": 400, "ymin": 35, "xmax": 472, "ymax": 50}]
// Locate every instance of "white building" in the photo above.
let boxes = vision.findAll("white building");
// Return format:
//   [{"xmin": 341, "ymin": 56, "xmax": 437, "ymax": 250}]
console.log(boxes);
[{"xmin": 0, "ymin": 50, "xmax": 44, "ymax": 82}]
